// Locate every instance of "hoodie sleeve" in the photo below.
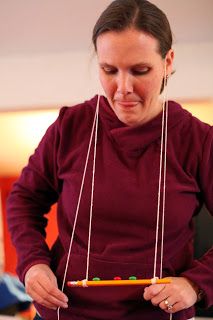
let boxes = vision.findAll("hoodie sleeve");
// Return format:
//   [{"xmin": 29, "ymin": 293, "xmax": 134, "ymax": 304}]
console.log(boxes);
[
  {"xmin": 181, "ymin": 126, "xmax": 213, "ymax": 307},
  {"xmin": 6, "ymin": 107, "xmax": 67, "ymax": 283}
]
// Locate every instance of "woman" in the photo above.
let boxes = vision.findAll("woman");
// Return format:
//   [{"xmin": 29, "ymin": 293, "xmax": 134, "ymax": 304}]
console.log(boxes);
[{"xmin": 7, "ymin": 0, "xmax": 213, "ymax": 319}]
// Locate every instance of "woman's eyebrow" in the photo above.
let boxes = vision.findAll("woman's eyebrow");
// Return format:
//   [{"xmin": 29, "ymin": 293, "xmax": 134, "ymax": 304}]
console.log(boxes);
[
  {"xmin": 99, "ymin": 62, "xmax": 151, "ymax": 68},
  {"xmin": 99, "ymin": 62, "xmax": 115, "ymax": 67}
]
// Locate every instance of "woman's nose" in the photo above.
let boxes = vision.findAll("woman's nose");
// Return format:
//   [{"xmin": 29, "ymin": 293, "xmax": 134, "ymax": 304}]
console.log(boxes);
[{"xmin": 116, "ymin": 73, "xmax": 133, "ymax": 95}]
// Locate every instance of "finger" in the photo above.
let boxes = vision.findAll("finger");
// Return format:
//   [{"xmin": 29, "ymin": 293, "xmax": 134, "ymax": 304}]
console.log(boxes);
[
  {"xmin": 39, "ymin": 274, "xmax": 68, "ymax": 303},
  {"xmin": 167, "ymin": 301, "xmax": 188, "ymax": 313},
  {"xmin": 27, "ymin": 270, "xmax": 68, "ymax": 303},
  {"xmin": 37, "ymin": 282, "xmax": 69, "ymax": 309},
  {"xmin": 159, "ymin": 297, "xmax": 176, "ymax": 312},
  {"xmin": 143, "ymin": 284, "xmax": 165, "ymax": 300},
  {"xmin": 27, "ymin": 279, "xmax": 68, "ymax": 309},
  {"xmin": 150, "ymin": 286, "xmax": 174, "ymax": 306},
  {"xmin": 151, "ymin": 293, "xmax": 168, "ymax": 306},
  {"xmin": 30, "ymin": 290, "xmax": 58, "ymax": 310}
]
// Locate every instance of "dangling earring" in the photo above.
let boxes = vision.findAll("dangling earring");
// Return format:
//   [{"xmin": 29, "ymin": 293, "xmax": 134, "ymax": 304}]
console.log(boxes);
[
  {"xmin": 162, "ymin": 67, "xmax": 169, "ymax": 111},
  {"xmin": 160, "ymin": 73, "xmax": 169, "ymax": 95},
  {"xmin": 165, "ymin": 74, "xmax": 169, "ymax": 87}
]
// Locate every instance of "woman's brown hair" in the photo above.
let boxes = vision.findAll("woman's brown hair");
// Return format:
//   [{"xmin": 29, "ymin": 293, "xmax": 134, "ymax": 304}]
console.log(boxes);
[{"xmin": 92, "ymin": 0, "xmax": 173, "ymax": 58}]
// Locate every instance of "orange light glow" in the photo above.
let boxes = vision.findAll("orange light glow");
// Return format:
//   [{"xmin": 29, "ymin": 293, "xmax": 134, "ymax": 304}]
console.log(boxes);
[
  {"xmin": 0, "ymin": 109, "xmax": 58, "ymax": 175},
  {"xmin": 182, "ymin": 101, "xmax": 213, "ymax": 125}
]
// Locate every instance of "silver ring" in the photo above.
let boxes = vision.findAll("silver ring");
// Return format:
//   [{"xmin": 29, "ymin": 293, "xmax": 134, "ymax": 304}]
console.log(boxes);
[{"xmin": 164, "ymin": 299, "xmax": 173, "ymax": 310}]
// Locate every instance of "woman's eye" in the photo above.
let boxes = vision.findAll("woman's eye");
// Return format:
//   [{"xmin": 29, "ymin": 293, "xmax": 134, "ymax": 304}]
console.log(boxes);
[
  {"xmin": 102, "ymin": 67, "xmax": 117, "ymax": 74},
  {"xmin": 132, "ymin": 68, "xmax": 150, "ymax": 75}
]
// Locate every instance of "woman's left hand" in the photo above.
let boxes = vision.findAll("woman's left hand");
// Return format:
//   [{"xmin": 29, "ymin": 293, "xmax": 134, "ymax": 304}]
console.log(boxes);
[{"xmin": 143, "ymin": 277, "xmax": 198, "ymax": 313}]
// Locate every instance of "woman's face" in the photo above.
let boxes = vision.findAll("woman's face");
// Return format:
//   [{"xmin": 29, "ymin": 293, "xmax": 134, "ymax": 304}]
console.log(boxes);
[{"xmin": 96, "ymin": 28, "xmax": 174, "ymax": 126}]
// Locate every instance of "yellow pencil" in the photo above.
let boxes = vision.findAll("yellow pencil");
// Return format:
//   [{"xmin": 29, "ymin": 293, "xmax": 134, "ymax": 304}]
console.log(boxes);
[{"xmin": 67, "ymin": 278, "xmax": 171, "ymax": 287}]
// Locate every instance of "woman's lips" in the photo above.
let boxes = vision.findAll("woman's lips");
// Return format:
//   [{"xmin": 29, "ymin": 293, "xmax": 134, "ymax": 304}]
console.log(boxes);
[{"xmin": 115, "ymin": 101, "xmax": 139, "ymax": 108}]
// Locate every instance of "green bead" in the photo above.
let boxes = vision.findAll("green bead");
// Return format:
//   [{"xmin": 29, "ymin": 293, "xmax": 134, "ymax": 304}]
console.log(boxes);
[
  {"xmin": 92, "ymin": 277, "xmax": 101, "ymax": 281},
  {"xmin": 129, "ymin": 276, "xmax": 137, "ymax": 280}
]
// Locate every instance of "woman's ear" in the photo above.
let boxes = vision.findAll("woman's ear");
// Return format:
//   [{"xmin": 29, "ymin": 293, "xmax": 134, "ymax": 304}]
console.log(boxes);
[{"xmin": 165, "ymin": 49, "xmax": 174, "ymax": 76}]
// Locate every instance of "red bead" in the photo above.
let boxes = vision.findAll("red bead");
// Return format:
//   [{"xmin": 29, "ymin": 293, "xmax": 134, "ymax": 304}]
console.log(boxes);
[{"xmin": 114, "ymin": 276, "xmax": 122, "ymax": 280}]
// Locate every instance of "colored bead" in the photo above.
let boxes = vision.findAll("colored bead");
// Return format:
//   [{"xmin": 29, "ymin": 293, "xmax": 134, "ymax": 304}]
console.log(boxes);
[
  {"xmin": 129, "ymin": 276, "xmax": 137, "ymax": 280},
  {"xmin": 114, "ymin": 276, "xmax": 122, "ymax": 280},
  {"xmin": 92, "ymin": 277, "xmax": 101, "ymax": 281}
]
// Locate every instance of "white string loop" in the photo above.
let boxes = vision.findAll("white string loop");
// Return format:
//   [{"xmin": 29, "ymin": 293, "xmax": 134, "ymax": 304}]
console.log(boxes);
[
  {"xmin": 152, "ymin": 67, "xmax": 169, "ymax": 276},
  {"xmin": 152, "ymin": 66, "xmax": 171, "ymax": 319},
  {"xmin": 86, "ymin": 95, "xmax": 100, "ymax": 279},
  {"xmin": 57, "ymin": 78, "xmax": 171, "ymax": 319},
  {"xmin": 57, "ymin": 95, "xmax": 100, "ymax": 320}
]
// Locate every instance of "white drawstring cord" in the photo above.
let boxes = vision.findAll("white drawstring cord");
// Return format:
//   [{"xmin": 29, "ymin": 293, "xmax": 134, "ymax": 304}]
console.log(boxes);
[
  {"xmin": 151, "ymin": 66, "xmax": 172, "ymax": 319},
  {"xmin": 153, "ymin": 99, "xmax": 166, "ymax": 279},
  {"xmin": 86, "ymin": 95, "xmax": 100, "ymax": 280},
  {"xmin": 57, "ymin": 95, "xmax": 100, "ymax": 320},
  {"xmin": 160, "ymin": 87, "xmax": 169, "ymax": 279}
]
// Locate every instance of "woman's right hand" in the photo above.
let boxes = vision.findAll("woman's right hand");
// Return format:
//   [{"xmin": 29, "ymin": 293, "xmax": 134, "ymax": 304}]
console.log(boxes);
[{"xmin": 24, "ymin": 263, "xmax": 69, "ymax": 310}]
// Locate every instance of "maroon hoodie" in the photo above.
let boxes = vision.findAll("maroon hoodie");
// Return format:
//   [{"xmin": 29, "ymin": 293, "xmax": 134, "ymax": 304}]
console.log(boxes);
[{"xmin": 7, "ymin": 96, "xmax": 213, "ymax": 319}]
